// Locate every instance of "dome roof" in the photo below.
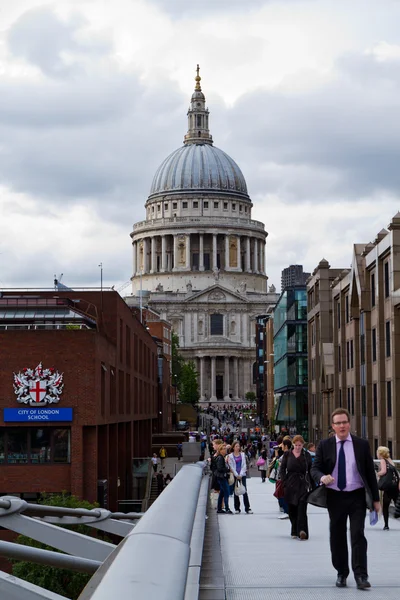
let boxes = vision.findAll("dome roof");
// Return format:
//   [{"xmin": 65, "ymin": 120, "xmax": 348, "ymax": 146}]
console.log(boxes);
[{"xmin": 149, "ymin": 143, "xmax": 249, "ymax": 199}]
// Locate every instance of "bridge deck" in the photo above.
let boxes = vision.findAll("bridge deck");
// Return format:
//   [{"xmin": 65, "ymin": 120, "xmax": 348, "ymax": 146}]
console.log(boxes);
[{"xmin": 200, "ymin": 475, "xmax": 400, "ymax": 600}]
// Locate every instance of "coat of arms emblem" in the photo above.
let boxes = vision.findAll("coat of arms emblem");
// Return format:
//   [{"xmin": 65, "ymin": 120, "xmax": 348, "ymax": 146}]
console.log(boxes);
[{"xmin": 13, "ymin": 362, "xmax": 64, "ymax": 406}]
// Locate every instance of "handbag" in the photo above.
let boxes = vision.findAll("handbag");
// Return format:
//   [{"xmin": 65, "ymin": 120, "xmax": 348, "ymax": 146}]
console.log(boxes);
[
  {"xmin": 234, "ymin": 479, "xmax": 246, "ymax": 496},
  {"xmin": 378, "ymin": 461, "xmax": 399, "ymax": 492},
  {"xmin": 273, "ymin": 479, "xmax": 284, "ymax": 499},
  {"xmin": 268, "ymin": 459, "xmax": 279, "ymax": 483},
  {"xmin": 228, "ymin": 472, "xmax": 235, "ymax": 486},
  {"xmin": 256, "ymin": 456, "xmax": 266, "ymax": 467}
]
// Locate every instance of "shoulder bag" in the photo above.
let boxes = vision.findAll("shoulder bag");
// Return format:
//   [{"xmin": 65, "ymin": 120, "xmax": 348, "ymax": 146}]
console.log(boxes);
[
  {"xmin": 378, "ymin": 460, "xmax": 399, "ymax": 492},
  {"xmin": 234, "ymin": 479, "xmax": 246, "ymax": 496}
]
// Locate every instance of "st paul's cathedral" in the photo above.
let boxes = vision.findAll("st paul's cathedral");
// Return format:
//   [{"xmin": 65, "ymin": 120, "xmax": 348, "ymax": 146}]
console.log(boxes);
[{"xmin": 130, "ymin": 68, "xmax": 278, "ymax": 402}]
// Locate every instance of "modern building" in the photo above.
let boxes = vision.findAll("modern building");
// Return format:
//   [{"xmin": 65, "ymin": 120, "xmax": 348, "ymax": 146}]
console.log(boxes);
[
  {"xmin": 0, "ymin": 290, "xmax": 159, "ymax": 511},
  {"xmin": 129, "ymin": 68, "xmax": 278, "ymax": 402},
  {"xmin": 281, "ymin": 265, "xmax": 310, "ymax": 292},
  {"xmin": 307, "ymin": 213, "xmax": 400, "ymax": 457},
  {"xmin": 273, "ymin": 285, "xmax": 308, "ymax": 437}
]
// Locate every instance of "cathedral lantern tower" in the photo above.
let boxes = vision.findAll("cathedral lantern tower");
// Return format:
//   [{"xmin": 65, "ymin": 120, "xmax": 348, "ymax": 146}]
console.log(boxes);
[{"xmin": 130, "ymin": 67, "xmax": 278, "ymax": 402}]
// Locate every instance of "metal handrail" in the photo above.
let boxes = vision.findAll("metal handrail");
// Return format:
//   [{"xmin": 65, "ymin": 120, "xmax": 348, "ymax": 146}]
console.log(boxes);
[
  {"xmin": 141, "ymin": 458, "xmax": 155, "ymax": 512},
  {"xmin": 78, "ymin": 462, "xmax": 207, "ymax": 600}
]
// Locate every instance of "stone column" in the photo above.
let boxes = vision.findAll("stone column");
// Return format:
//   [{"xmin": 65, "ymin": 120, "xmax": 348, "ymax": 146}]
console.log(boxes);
[
  {"xmin": 233, "ymin": 357, "xmax": 239, "ymax": 400},
  {"xmin": 173, "ymin": 234, "xmax": 178, "ymax": 271},
  {"xmin": 186, "ymin": 234, "xmax": 191, "ymax": 270},
  {"xmin": 199, "ymin": 357, "xmax": 205, "ymax": 401},
  {"xmin": 143, "ymin": 238, "xmax": 149, "ymax": 274},
  {"xmin": 243, "ymin": 359, "xmax": 251, "ymax": 400},
  {"xmin": 225, "ymin": 234, "xmax": 230, "ymax": 270},
  {"xmin": 262, "ymin": 241, "xmax": 266, "ymax": 274},
  {"xmin": 150, "ymin": 236, "xmax": 157, "ymax": 273},
  {"xmin": 211, "ymin": 357, "xmax": 217, "ymax": 401},
  {"xmin": 224, "ymin": 357, "xmax": 230, "ymax": 401},
  {"xmin": 236, "ymin": 236, "xmax": 241, "ymax": 271},
  {"xmin": 246, "ymin": 237, "xmax": 251, "ymax": 272},
  {"xmin": 253, "ymin": 239, "xmax": 258, "ymax": 273},
  {"xmin": 132, "ymin": 242, "xmax": 137, "ymax": 277},
  {"xmin": 212, "ymin": 234, "xmax": 218, "ymax": 271},
  {"xmin": 199, "ymin": 234, "xmax": 204, "ymax": 271},
  {"xmin": 242, "ymin": 313, "xmax": 248, "ymax": 345},
  {"xmin": 161, "ymin": 235, "xmax": 167, "ymax": 272}
]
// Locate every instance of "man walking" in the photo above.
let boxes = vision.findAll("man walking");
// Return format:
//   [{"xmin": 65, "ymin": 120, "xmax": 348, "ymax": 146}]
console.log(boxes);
[{"xmin": 310, "ymin": 408, "xmax": 380, "ymax": 590}]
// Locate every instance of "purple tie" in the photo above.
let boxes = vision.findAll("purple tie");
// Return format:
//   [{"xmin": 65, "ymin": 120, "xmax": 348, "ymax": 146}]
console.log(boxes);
[{"xmin": 337, "ymin": 441, "xmax": 346, "ymax": 491}]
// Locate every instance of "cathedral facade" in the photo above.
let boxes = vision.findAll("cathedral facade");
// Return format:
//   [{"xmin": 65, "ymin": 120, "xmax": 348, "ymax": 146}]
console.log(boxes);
[{"xmin": 130, "ymin": 68, "xmax": 278, "ymax": 402}]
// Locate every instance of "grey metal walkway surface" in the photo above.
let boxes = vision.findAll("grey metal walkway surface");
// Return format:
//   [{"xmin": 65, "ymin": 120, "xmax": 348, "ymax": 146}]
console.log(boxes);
[{"xmin": 202, "ymin": 476, "xmax": 400, "ymax": 600}]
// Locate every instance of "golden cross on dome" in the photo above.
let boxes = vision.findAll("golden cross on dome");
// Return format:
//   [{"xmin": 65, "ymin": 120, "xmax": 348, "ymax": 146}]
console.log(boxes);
[{"xmin": 195, "ymin": 64, "xmax": 201, "ymax": 91}]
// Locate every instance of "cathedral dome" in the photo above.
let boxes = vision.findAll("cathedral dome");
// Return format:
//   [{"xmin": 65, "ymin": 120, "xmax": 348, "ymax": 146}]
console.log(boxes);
[{"xmin": 149, "ymin": 143, "xmax": 249, "ymax": 199}]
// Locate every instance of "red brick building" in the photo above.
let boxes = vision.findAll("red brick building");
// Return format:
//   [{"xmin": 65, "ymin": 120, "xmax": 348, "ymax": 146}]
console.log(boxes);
[{"xmin": 0, "ymin": 290, "xmax": 158, "ymax": 511}]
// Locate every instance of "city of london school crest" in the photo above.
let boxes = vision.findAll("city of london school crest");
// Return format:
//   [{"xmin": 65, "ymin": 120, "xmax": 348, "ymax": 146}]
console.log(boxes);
[{"xmin": 13, "ymin": 362, "xmax": 64, "ymax": 407}]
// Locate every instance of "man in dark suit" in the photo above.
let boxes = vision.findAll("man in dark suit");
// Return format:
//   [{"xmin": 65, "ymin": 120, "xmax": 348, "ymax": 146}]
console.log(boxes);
[{"xmin": 310, "ymin": 408, "xmax": 380, "ymax": 590}]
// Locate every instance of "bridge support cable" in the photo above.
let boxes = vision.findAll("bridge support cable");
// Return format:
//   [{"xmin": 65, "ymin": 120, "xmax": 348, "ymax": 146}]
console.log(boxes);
[
  {"xmin": 0, "ymin": 498, "xmax": 115, "ymax": 562},
  {"xmin": 0, "ymin": 540, "xmax": 100, "ymax": 574},
  {"xmin": 78, "ymin": 462, "xmax": 207, "ymax": 600},
  {"xmin": 0, "ymin": 570, "xmax": 66, "ymax": 600}
]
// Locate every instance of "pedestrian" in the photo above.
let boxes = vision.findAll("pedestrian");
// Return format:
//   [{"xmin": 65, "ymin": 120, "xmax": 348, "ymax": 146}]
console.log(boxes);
[
  {"xmin": 151, "ymin": 453, "xmax": 158, "ymax": 475},
  {"xmin": 310, "ymin": 408, "xmax": 380, "ymax": 590},
  {"xmin": 227, "ymin": 441, "xmax": 253, "ymax": 514},
  {"xmin": 213, "ymin": 440, "xmax": 233, "ymax": 514},
  {"xmin": 376, "ymin": 446, "xmax": 400, "ymax": 530},
  {"xmin": 276, "ymin": 438, "xmax": 291, "ymax": 519},
  {"xmin": 159, "ymin": 446, "xmax": 167, "ymax": 468},
  {"xmin": 177, "ymin": 442, "xmax": 183, "ymax": 461},
  {"xmin": 156, "ymin": 470, "xmax": 164, "ymax": 495},
  {"xmin": 280, "ymin": 435, "xmax": 312, "ymax": 539},
  {"xmin": 257, "ymin": 446, "xmax": 268, "ymax": 482}
]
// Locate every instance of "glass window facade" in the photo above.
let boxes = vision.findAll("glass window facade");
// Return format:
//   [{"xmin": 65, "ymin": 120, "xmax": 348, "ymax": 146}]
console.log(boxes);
[
  {"xmin": 273, "ymin": 287, "xmax": 308, "ymax": 434},
  {"xmin": 0, "ymin": 428, "xmax": 70, "ymax": 464}
]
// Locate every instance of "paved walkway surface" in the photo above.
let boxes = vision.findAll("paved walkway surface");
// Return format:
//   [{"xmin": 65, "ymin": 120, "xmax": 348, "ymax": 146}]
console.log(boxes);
[{"xmin": 200, "ymin": 473, "xmax": 400, "ymax": 600}]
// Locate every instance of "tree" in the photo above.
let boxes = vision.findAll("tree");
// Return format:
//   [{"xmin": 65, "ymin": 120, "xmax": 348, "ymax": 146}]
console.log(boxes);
[
  {"xmin": 245, "ymin": 391, "xmax": 256, "ymax": 403},
  {"xmin": 12, "ymin": 493, "xmax": 101, "ymax": 600},
  {"xmin": 179, "ymin": 360, "xmax": 199, "ymax": 405}
]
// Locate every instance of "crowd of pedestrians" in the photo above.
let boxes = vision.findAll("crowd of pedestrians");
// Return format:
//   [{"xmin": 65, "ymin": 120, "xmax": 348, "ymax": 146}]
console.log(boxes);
[{"xmin": 203, "ymin": 404, "xmax": 400, "ymax": 590}]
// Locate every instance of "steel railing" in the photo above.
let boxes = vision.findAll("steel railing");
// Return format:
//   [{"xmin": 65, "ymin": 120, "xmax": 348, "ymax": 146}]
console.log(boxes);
[{"xmin": 0, "ymin": 462, "xmax": 209, "ymax": 600}]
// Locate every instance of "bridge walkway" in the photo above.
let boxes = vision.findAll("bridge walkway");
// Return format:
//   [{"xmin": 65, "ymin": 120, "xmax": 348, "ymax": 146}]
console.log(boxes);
[{"xmin": 200, "ymin": 474, "xmax": 400, "ymax": 600}]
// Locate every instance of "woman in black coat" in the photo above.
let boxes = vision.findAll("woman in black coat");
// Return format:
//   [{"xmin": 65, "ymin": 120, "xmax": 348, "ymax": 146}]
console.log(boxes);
[{"xmin": 280, "ymin": 435, "xmax": 312, "ymax": 540}]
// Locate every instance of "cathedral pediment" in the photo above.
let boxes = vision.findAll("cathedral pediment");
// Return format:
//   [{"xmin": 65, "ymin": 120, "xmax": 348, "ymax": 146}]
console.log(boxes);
[{"xmin": 184, "ymin": 284, "xmax": 248, "ymax": 304}]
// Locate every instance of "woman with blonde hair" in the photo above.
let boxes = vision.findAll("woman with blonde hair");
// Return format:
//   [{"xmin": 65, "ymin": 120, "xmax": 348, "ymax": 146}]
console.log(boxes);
[
  {"xmin": 280, "ymin": 434, "xmax": 313, "ymax": 539},
  {"xmin": 376, "ymin": 446, "xmax": 400, "ymax": 530}
]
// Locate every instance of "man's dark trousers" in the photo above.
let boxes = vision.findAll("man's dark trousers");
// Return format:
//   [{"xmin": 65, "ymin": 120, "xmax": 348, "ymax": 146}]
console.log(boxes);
[{"xmin": 327, "ymin": 487, "xmax": 367, "ymax": 578}]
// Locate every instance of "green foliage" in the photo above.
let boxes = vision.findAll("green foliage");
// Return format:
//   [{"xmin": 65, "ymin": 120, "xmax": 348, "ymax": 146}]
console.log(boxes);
[
  {"xmin": 245, "ymin": 391, "xmax": 256, "ymax": 402},
  {"xmin": 66, "ymin": 323, "xmax": 81, "ymax": 330},
  {"xmin": 178, "ymin": 361, "xmax": 199, "ymax": 405},
  {"xmin": 12, "ymin": 493, "xmax": 100, "ymax": 600}
]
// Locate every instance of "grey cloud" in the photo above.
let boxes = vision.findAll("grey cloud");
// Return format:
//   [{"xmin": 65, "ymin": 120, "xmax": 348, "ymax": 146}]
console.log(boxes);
[
  {"xmin": 148, "ymin": 0, "xmax": 268, "ymax": 19},
  {"xmin": 221, "ymin": 52, "xmax": 400, "ymax": 202},
  {"xmin": 7, "ymin": 7, "xmax": 110, "ymax": 78},
  {"xmin": 0, "ymin": 72, "xmax": 186, "ymax": 227}
]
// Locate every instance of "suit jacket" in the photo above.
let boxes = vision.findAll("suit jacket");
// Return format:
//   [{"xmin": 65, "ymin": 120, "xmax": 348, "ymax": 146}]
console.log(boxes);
[{"xmin": 308, "ymin": 434, "xmax": 379, "ymax": 510}]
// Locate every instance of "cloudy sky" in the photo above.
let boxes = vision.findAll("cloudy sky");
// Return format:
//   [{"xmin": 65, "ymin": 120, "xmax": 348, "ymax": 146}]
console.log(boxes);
[{"xmin": 1, "ymin": 0, "xmax": 400, "ymax": 293}]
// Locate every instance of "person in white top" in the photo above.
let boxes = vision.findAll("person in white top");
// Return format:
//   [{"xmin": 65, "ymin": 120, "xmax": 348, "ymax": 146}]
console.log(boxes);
[{"xmin": 227, "ymin": 441, "xmax": 253, "ymax": 514}]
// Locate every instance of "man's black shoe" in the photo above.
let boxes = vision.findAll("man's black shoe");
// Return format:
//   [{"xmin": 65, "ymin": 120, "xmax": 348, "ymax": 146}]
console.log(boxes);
[
  {"xmin": 336, "ymin": 575, "xmax": 347, "ymax": 588},
  {"xmin": 355, "ymin": 576, "xmax": 371, "ymax": 590}
]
